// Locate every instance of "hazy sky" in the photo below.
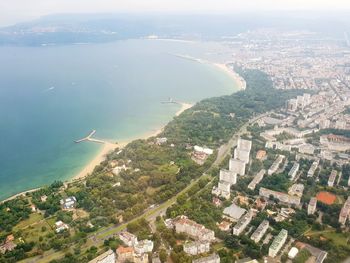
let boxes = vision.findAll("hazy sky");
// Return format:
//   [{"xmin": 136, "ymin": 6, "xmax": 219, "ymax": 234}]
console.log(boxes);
[{"xmin": 1, "ymin": 0, "xmax": 350, "ymax": 26}]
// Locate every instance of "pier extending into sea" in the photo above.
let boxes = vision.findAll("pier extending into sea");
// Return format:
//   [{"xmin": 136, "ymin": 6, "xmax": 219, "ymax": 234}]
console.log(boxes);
[{"xmin": 75, "ymin": 130, "xmax": 107, "ymax": 144}]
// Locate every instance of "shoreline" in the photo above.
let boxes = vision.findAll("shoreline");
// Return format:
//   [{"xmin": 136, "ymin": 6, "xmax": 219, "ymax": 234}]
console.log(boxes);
[
  {"xmin": 173, "ymin": 54, "xmax": 246, "ymax": 91},
  {"xmin": 0, "ymin": 102, "xmax": 195, "ymax": 203},
  {"xmin": 212, "ymin": 63, "xmax": 246, "ymax": 91},
  {"xmin": 71, "ymin": 102, "xmax": 193, "ymax": 181},
  {"xmin": 0, "ymin": 60, "xmax": 243, "ymax": 203}
]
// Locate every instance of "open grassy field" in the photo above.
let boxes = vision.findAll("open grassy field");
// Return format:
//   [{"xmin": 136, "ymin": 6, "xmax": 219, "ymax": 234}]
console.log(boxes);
[{"xmin": 306, "ymin": 228, "xmax": 350, "ymax": 247}]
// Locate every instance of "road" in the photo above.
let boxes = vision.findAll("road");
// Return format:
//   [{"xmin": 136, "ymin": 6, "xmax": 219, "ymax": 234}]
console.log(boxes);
[{"xmin": 22, "ymin": 112, "xmax": 268, "ymax": 263}]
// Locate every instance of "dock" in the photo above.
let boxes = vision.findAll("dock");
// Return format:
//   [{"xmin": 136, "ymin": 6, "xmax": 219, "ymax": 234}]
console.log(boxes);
[
  {"xmin": 75, "ymin": 130, "xmax": 106, "ymax": 144},
  {"xmin": 161, "ymin": 97, "xmax": 180, "ymax": 104}
]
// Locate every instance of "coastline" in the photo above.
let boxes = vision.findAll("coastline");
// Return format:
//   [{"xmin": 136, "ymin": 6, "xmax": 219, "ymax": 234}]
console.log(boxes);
[
  {"xmin": 173, "ymin": 54, "xmax": 246, "ymax": 91},
  {"xmin": 213, "ymin": 63, "xmax": 246, "ymax": 91},
  {"xmin": 70, "ymin": 102, "xmax": 193, "ymax": 181},
  {"xmin": 0, "ymin": 61, "xmax": 243, "ymax": 203}
]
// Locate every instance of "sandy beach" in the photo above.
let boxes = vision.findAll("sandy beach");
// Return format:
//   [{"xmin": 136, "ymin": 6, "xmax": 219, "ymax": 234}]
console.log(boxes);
[
  {"xmin": 71, "ymin": 101, "xmax": 194, "ymax": 181},
  {"xmin": 174, "ymin": 54, "xmax": 246, "ymax": 91},
  {"xmin": 213, "ymin": 63, "xmax": 247, "ymax": 91}
]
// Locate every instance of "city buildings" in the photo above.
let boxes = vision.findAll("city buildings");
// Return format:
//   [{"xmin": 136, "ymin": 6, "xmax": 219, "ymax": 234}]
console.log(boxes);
[
  {"xmin": 192, "ymin": 254, "xmax": 220, "ymax": 263},
  {"xmin": 219, "ymin": 169, "xmax": 237, "ymax": 185},
  {"xmin": 134, "ymin": 239, "xmax": 154, "ymax": 254},
  {"xmin": 223, "ymin": 203, "xmax": 246, "ymax": 221},
  {"xmin": 174, "ymin": 216, "xmax": 215, "ymax": 242},
  {"xmin": 339, "ymin": 196, "xmax": 350, "ymax": 225},
  {"xmin": 229, "ymin": 158, "xmax": 246, "ymax": 176},
  {"xmin": 307, "ymin": 159, "xmax": 319, "ymax": 177},
  {"xmin": 307, "ymin": 197, "xmax": 317, "ymax": 215},
  {"xmin": 288, "ymin": 162, "xmax": 300, "ymax": 181},
  {"xmin": 234, "ymin": 148, "xmax": 250, "ymax": 164},
  {"xmin": 116, "ymin": 246, "xmax": 135, "ymax": 263},
  {"xmin": 232, "ymin": 210, "xmax": 253, "ymax": 236},
  {"xmin": 119, "ymin": 231, "xmax": 138, "ymax": 247},
  {"xmin": 237, "ymin": 138, "xmax": 252, "ymax": 152},
  {"xmin": 250, "ymin": 220, "xmax": 269, "ymax": 243},
  {"xmin": 248, "ymin": 169, "xmax": 265, "ymax": 191},
  {"xmin": 288, "ymin": 184, "xmax": 304, "ymax": 198},
  {"xmin": 212, "ymin": 180, "xmax": 231, "ymax": 199},
  {"xmin": 267, "ymin": 155, "xmax": 285, "ymax": 175},
  {"xmin": 268, "ymin": 229, "xmax": 288, "ymax": 258},
  {"xmin": 327, "ymin": 170, "xmax": 338, "ymax": 187},
  {"xmin": 259, "ymin": 187, "xmax": 301, "ymax": 206},
  {"xmin": 88, "ymin": 249, "xmax": 116, "ymax": 263},
  {"xmin": 183, "ymin": 241, "xmax": 210, "ymax": 255}
]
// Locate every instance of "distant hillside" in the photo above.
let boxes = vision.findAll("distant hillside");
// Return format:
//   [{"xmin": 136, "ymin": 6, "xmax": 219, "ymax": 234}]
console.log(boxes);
[{"xmin": 0, "ymin": 12, "xmax": 349, "ymax": 46}]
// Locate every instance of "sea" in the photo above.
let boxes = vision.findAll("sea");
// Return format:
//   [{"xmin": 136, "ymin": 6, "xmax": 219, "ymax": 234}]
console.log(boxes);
[{"xmin": 0, "ymin": 39, "xmax": 240, "ymax": 200}]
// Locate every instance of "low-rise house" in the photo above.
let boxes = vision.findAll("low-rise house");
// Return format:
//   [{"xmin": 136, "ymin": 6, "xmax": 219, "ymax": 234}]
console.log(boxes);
[
  {"xmin": 31, "ymin": 204, "xmax": 37, "ymax": 212},
  {"xmin": 0, "ymin": 241, "xmax": 16, "ymax": 254},
  {"xmin": 183, "ymin": 241, "xmax": 210, "ymax": 255},
  {"xmin": 308, "ymin": 197, "xmax": 317, "ymax": 215},
  {"xmin": 268, "ymin": 155, "xmax": 285, "ymax": 175},
  {"xmin": 134, "ymin": 239, "xmax": 153, "ymax": 254},
  {"xmin": 256, "ymin": 150, "xmax": 267, "ymax": 160},
  {"xmin": 248, "ymin": 169, "xmax": 265, "ymax": 190},
  {"xmin": 55, "ymin": 221, "xmax": 69, "ymax": 233},
  {"xmin": 288, "ymin": 162, "xmax": 300, "ymax": 181},
  {"xmin": 116, "ymin": 246, "xmax": 135, "ymax": 263},
  {"xmin": 250, "ymin": 220, "xmax": 269, "ymax": 243},
  {"xmin": 174, "ymin": 216, "xmax": 215, "ymax": 242},
  {"xmin": 155, "ymin": 137, "xmax": 167, "ymax": 145},
  {"xmin": 119, "ymin": 231, "xmax": 138, "ymax": 247},
  {"xmin": 60, "ymin": 196, "xmax": 77, "ymax": 210},
  {"xmin": 192, "ymin": 254, "xmax": 220, "ymax": 263},
  {"xmin": 327, "ymin": 170, "xmax": 337, "ymax": 187},
  {"xmin": 223, "ymin": 203, "xmax": 246, "ymax": 221},
  {"xmin": 259, "ymin": 187, "xmax": 301, "ymax": 206},
  {"xmin": 232, "ymin": 210, "xmax": 253, "ymax": 236},
  {"xmin": 40, "ymin": 195, "xmax": 48, "ymax": 202},
  {"xmin": 88, "ymin": 249, "xmax": 116, "ymax": 263},
  {"xmin": 217, "ymin": 221, "xmax": 231, "ymax": 232},
  {"xmin": 268, "ymin": 229, "xmax": 288, "ymax": 258},
  {"xmin": 194, "ymin": 145, "xmax": 213, "ymax": 155},
  {"xmin": 212, "ymin": 197, "xmax": 222, "ymax": 207},
  {"xmin": 112, "ymin": 165, "xmax": 128, "ymax": 175}
]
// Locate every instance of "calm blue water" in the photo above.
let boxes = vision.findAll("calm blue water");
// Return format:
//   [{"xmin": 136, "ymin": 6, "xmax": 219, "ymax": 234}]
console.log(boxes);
[{"xmin": 0, "ymin": 39, "xmax": 238, "ymax": 200}]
